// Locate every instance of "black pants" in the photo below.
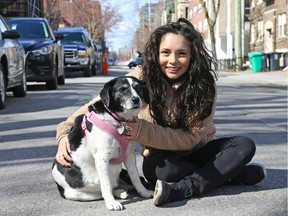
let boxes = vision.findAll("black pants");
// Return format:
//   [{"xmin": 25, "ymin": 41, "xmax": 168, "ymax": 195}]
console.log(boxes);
[{"xmin": 142, "ymin": 136, "xmax": 256, "ymax": 196}]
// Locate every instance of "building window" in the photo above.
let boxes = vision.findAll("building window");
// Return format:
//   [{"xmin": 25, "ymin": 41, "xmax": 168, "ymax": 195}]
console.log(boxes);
[
  {"xmin": 257, "ymin": 20, "xmax": 263, "ymax": 41},
  {"xmin": 199, "ymin": 21, "xmax": 203, "ymax": 32},
  {"xmin": 278, "ymin": 13, "xmax": 287, "ymax": 37},
  {"xmin": 188, "ymin": 8, "xmax": 192, "ymax": 19},
  {"xmin": 251, "ymin": 24, "xmax": 255, "ymax": 43},
  {"xmin": 266, "ymin": 0, "xmax": 274, "ymax": 6},
  {"xmin": 251, "ymin": 0, "xmax": 255, "ymax": 8},
  {"xmin": 204, "ymin": 19, "xmax": 208, "ymax": 31},
  {"xmin": 198, "ymin": 3, "xmax": 201, "ymax": 12},
  {"xmin": 185, "ymin": 7, "xmax": 189, "ymax": 19},
  {"xmin": 193, "ymin": 6, "xmax": 197, "ymax": 16}
]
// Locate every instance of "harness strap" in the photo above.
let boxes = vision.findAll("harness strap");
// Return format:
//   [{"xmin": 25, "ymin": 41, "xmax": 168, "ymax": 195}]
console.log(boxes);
[{"xmin": 81, "ymin": 111, "xmax": 130, "ymax": 164}]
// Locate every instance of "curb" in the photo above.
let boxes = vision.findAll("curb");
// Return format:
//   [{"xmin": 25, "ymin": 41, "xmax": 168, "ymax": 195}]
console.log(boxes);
[{"xmin": 217, "ymin": 70, "xmax": 288, "ymax": 88}]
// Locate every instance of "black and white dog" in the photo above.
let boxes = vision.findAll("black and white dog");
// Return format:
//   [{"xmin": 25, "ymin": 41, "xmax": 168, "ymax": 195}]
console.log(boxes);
[{"xmin": 52, "ymin": 76, "xmax": 153, "ymax": 211}]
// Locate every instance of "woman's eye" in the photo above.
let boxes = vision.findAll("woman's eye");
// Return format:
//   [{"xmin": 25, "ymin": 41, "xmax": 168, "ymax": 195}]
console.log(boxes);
[{"xmin": 179, "ymin": 52, "xmax": 187, "ymax": 56}]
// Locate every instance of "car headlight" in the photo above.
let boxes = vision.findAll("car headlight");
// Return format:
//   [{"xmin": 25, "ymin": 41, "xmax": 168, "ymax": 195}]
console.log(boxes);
[
  {"xmin": 77, "ymin": 50, "xmax": 88, "ymax": 58},
  {"xmin": 32, "ymin": 45, "xmax": 53, "ymax": 56}
]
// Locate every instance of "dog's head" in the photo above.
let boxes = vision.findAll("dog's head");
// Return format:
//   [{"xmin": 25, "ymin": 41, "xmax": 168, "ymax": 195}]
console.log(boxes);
[{"xmin": 99, "ymin": 76, "xmax": 150, "ymax": 120}]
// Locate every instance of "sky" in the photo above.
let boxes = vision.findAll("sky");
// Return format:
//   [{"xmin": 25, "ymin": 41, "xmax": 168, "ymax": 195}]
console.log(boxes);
[{"xmin": 105, "ymin": 0, "xmax": 159, "ymax": 53}]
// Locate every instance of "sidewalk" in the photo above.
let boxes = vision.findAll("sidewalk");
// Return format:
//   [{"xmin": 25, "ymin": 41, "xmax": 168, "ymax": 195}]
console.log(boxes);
[{"xmin": 217, "ymin": 70, "xmax": 288, "ymax": 88}]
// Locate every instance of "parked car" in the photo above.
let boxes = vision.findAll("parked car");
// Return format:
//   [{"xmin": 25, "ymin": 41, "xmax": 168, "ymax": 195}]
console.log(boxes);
[
  {"xmin": 93, "ymin": 43, "xmax": 102, "ymax": 74},
  {"xmin": 0, "ymin": 15, "xmax": 26, "ymax": 110},
  {"xmin": 6, "ymin": 17, "xmax": 65, "ymax": 90},
  {"xmin": 128, "ymin": 57, "xmax": 142, "ymax": 68},
  {"xmin": 55, "ymin": 27, "xmax": 96, "ymax": 77},
  {"xmin": 108, "ymin": 58, "xmax": 114, "ymax": 66}
]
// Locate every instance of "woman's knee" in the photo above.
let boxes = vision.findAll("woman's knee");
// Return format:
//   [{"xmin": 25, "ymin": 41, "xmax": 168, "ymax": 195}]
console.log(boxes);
[
  {"xmin": 233, "ymin": 136, "xmax": 256, "ymax": 161},
  {"xmin": 142, "ymin": 154, "xmax": 165, "ymax": 185},
  {"xmin": 143, "ymin": 152, "xmax": 195, "ymax": 183}
]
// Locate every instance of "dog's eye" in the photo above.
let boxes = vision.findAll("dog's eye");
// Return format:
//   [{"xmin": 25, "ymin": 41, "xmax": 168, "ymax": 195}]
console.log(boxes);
[
  {"xmin": 119, "ymin": 86, "xmax": 128, "ymax": 92},
  {"xmin": 134, "ymin": 84, "xmax": 142, "ymax": 93}
]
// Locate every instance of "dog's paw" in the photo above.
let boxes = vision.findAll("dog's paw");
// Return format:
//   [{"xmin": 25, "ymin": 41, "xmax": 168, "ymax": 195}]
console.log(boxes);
[
  {"xmin": 137, "ymin": 189, "xmax": 154, "ymax": 198},
  {"xmin": 113, "ymin": 188, "xmax": 129, "ymax": 199},
  {"xmin": 106, "ymin": 200, "xmax": 124, "ymax": 211}
]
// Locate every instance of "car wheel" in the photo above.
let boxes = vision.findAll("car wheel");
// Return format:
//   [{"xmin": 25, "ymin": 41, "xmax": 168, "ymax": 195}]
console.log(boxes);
[
  {"xmin": 83, "ymin": 61, "xmax": 92, "ymax": 77},
  {"xmin": 12, "ymin": 71, "xmax": 27, "ymax": 97},
  {"xmin": 129, "ymin": 64, "xmax": 132, "ymax": 69},
  {"xmin": 56, "ymin": 60, "xmax": 65, "ymax": 85},
  {"xmin": 91, "ymin": 61, "xmax": 97, "ymax": 76},
  {"xmin": 0, "ymin": 64, "xmax": 7, "ymax": 109},
  {"xmin": 46, "ymin": 77, "xmax": 58, "ymax": 90}
]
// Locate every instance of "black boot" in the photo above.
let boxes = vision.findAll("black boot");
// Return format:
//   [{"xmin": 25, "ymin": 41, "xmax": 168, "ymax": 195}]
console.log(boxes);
[
  {"xmin": 227, "ymin": 163, "xmax": 266, "ymax": 185},
  {"xmin": 153, "ymin": 177, "xmax": 194, "ymax": 206}
]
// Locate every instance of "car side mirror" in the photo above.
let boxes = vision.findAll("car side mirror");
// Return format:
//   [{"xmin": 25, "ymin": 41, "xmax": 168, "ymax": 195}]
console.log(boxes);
[
  {"xmin": 2, "ymin": 30, "xmax": 20, "ymax": 39},
  {"xmin": 55, "ymin": 33, "xmax": 66, "ymax": 41}
]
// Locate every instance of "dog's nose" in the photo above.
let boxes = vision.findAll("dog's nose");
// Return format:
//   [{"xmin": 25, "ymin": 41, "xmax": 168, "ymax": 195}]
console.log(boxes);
[{"xmin": 132, "ymin": 96, "xmax": 140, "ymax": 105}]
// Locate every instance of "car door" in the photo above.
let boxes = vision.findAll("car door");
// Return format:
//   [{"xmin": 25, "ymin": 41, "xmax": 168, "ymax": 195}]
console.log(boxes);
[
  {"xmin": 0, "ymin": 18, "xmax": 24, "ymax": 85},
  {"xmin": 46, "ymin": 20, "xmax": 65, "ymax": 77}
]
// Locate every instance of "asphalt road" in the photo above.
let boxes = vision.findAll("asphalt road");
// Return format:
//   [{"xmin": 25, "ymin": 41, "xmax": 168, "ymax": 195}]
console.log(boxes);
[{"xmin": 0, "ymin": 66, "xmax": 287, "ymax": 216}]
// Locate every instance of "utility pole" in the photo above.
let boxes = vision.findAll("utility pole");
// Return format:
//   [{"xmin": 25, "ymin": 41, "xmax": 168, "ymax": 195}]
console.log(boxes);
[{"xmin": 234, "ymin": 0, "xmax": 242, "ymax": 71}]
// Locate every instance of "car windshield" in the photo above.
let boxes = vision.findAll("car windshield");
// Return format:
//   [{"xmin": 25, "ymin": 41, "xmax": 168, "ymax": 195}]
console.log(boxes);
[
  {"xmin": 8, "ymin": 20, "xmax": 50, "ymax": 39},
  {"xmin": 60, "ymin": 32, "xmax": 87, "ymax": 45}
]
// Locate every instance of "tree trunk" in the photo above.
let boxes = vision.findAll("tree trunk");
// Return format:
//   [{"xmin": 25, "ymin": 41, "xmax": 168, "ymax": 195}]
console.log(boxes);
[{"xmin": 210, "ymin": 26, "xmax": 217, "ymax": 69}]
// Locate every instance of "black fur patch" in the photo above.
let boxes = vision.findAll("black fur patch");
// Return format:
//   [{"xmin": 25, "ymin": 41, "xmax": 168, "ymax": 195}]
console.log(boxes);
[
  {"xmin": 68, "ymin": 114, "xmax": 85, "ymax": 152},
  {"xmin": 55, "ymin": 160, "xmax": 84, "ymax": 188}
]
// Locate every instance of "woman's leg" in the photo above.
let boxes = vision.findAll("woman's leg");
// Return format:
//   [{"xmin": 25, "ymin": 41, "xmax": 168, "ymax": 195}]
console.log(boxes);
[
  {"xmin": 152, "ymin": 136, "xmax": 265, "ymax": 206},
  {"xmin": 144, "ymin": 136, "xmax": 255, "ymax": 189},
  {"xmin": 185, "ymin": 136, "xmax": 256, "ymax": 195},
  {"xmin": 142, "ymin": 151, "xmax": 198, "ymax": 187}
]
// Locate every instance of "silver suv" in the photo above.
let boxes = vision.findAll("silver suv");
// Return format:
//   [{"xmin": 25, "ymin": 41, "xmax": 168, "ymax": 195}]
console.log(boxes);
[
  {"xmin": 55, "ymin": 27, "xmax": 96, "ymax": 77},
  {"xmin": 0, "ymin": 15, "xmax": 26, "ymax": 109}
]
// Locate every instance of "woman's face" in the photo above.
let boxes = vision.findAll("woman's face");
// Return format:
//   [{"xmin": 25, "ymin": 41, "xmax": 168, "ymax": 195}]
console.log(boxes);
[{"xmin": 159, "ymin": 33, "xmax": 191, "ymax": 80}]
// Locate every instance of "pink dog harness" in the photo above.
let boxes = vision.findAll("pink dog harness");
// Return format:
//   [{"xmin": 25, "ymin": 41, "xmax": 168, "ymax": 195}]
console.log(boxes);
[{"xmin": 81, "ymin": 111, "xmax": 130, "ymax": 164}]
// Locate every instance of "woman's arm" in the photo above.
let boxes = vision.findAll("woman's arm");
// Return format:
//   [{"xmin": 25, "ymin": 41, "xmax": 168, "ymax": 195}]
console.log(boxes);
[
  {"xmin": 56, "ymin": 99, "xmax": 95, "ymax": 143},
  {"xmin": 124, "ymin": 92, "xmax": 217, "ymax": 152},
  {"xmin": 130, "ymin": 116, "xmax": 214, "ymax": 152}
]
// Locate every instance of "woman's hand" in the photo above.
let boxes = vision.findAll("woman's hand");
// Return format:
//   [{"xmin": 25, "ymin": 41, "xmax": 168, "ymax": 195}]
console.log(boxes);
[
  {"xmin": 122, "ymin": 117, "xmax": 140, "ymax": 140},
  {"xmin": 55, "ymin": 136, "xmax": 73, "ymax": 167}
]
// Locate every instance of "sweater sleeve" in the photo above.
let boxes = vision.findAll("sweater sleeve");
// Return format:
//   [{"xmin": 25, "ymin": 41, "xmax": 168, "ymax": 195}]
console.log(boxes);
[
  {"xmin": 135, "ymin": 113, "xmax": 213, "ymax": 151},
  {"xmin": 55, "ymin": 99, "xmax": 96, "ymax": 144}
]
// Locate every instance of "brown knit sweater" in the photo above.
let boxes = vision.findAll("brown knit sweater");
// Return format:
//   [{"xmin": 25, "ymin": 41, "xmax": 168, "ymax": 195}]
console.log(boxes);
[{"xmin": 56, "ymin": 67, "xmax": 217, "ymax": 156}]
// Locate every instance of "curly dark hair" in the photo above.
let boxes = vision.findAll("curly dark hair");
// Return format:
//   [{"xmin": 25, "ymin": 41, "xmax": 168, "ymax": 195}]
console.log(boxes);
[{"xmin": 141, "ymin": 18, "xmax": 217, "ymax": 131}]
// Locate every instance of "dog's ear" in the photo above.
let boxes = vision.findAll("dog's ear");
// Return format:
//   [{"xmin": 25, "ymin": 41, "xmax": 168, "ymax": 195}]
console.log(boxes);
[
  {"xmin": 100, "ymin": 78, "xmax": 116, "ymax": 107},
  {"xmin": 140, "ymin": 80, "xmax": 150, "ymax": 104},
  {"xmin": 100, "ymin": 85, "xmax": 110, "ymax": 107}
]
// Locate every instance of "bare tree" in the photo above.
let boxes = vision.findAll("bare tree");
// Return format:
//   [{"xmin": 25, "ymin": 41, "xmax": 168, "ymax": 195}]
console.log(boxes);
[
  {"xmin": 70, "ymin": 0, "xmax": 122, "ymax": 44},
  {"xmin": 45, "ymin": 0, "xmax": 61, "ymax": 29},
  {"xmin": 199, "ymin": 0, "xmax": 220, "ymax": 62}
]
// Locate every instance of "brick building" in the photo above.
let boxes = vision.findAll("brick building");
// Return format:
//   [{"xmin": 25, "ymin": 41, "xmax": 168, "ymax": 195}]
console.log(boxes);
[
  {"xmin": 249, "ymin": 0, "xmax": 287, "ymax": 53},
  {"xmin": 0, "ymin": 0, "xmax": 44, "ymax": 17}
]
